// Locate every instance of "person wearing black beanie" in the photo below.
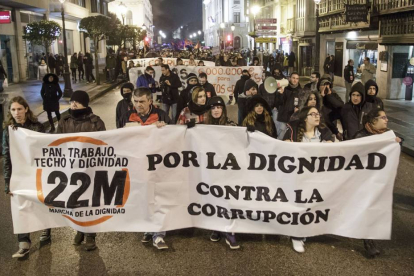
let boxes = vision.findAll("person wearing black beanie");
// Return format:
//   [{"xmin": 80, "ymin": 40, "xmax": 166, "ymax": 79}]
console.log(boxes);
[
  {"xmin": 56, "ymin": 90, "xmax": 105, "ymax": 251},
  {"xmin": 176, "ymin": 73, "xmax": 199, "ymax": 122},
  {"xmin": 365, "ymin": 79, "xmax": 383, "ymax": 110},
  {"xmin": 340, "ymin": 82, "xmax": 374, "ymax": 140},
  {"xmin": 237, "ymin": 79, "xmax": 259, "ymax": 125},
  {"xmin": 243, "ymin": 95, "xmax": 277, "ymax": 138},
  {"xmin": 116, "ymin": 83, "xmax": 135, "ymax": 128},
  {"xmin": 204, "ymin": 96, "xmax": 236, "ymax": 126}
]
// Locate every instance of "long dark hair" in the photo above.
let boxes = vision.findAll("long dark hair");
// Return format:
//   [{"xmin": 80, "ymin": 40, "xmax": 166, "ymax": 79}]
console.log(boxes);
[
  {"xmin": 3, "ymin": 96, "xmax": 38, "ymax": 128},
  {"xmin": 243, "ymin": 108, "xmax": 274, "ymax": 136},
  {"xmin": 296, "ymin": 106, "xmax": 326, "ymax": 142},
  {"xmin": 205, "ymin": 106, "xmax": 228, "ymax": 125}
]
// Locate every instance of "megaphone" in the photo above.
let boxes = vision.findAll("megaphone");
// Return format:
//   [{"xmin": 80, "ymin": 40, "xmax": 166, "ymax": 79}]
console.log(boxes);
[{"xmin": 264, "ymin": 77, "xmax": 289, "ymax": 94}]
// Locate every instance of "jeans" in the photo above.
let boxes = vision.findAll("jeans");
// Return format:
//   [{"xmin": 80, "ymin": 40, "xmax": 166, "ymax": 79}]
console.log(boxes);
[
  {"xmin": 277, "ymin": 121, "xmax": 287, "ymax": 140},
  {"xmin": 18, "ymin": 233, "xmax": 31, "ymax": 243},
  {"xmin": 144, "ymin": 231, "xmax": 166, "ymax": 241},
  {"xmin": 162, "ymin": 103, "xmax": 177, "ymax": 122},
  {"xmin": 108, "ymin": 68, "xmax": 115, "ymax": 82},
  {"xmin": 345, "ymin": 81, "xmax": 352, "ymax": 101},
  {"xmin": 71, "ymin": 68, "xmax": 77, "ymax": 81},
  {"xmin": 47, "ymin": 110, "xmax": 61, "ymax": 130},
  {"xmin": 329, "ymin": 72, "xmax": 335, "ymax": 83}
]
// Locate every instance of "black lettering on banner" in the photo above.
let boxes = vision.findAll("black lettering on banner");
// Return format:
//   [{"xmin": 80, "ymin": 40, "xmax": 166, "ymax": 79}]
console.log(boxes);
[
  {"xmin": 291, "ymin": 212, "xmax": 300, "ymax": 225},
  {"xmin": 206, "ymin": 152, "xmax": 221, "ymax": 169},
  {"xmin": 298, "ymin": 157, "xmax": 317, "ymax": 174},
  {"xmin": 241, "ymin": 186, "xmax": 256, "ymax": 200},
  {"xmin": 344, "ymin": 155, "xmax": 364, "ymax": 170},
  {"xmin": 300, "ymin": 209, "xmax": 315, "ymax": 225},
  {"xmin": 248, "ymin": 153, "xmax": 267, "ymax": 170},
  {"xmin": 278, "ymin": 156, "xmax": 296, "ymax": 173},
  {"xmin": 277, "ymin": 212, "xmax": 291, "ymax": 224},
  {"xmin": 44, "ymin": 171, "xmax": 68, "ymax": 208},
  {"xmin": 210, "ymin": 185, "xmax": 224, "ymax": 197},
  {"xmin": 246, "ymin": 210, "xmax": 261, "ymax": 221},
  {"xmin": 221, "ymin": 153, "xmax": 241, "ymax": 170},
  {"xmin": 295, "ymin": 190, "xmax": 307, "ymax": 203},
  {"xmin": 147, "ymin": 154, "xmax": 162, "ymax": 171},
  {"xmin": 188, "ymin": 203, "xmax": 201, "ymax": 215},
  {"xmin": 366, "ymin": 153, "xmax": 386, "ymax": 170},
  {"xmin": 308, "ymin": 189, "xmax": 324, "ymax": 203},
  {"xmin": 182, "ymin": 151, "xmax": 200, "ymax": 168},
  {"xmin": 327, "ymin": 156, "xmax": 345, "ymax": 171},
  {"xmin": 256, "ymin": 186, "xmax": 271, "ymax": 201},
  {"xmin": 315, "ymin": 209, "xmax": 330, "ymax": 223},
  {"xmin": 92, "ymin": 171, "xmax": 127, "ymax": 207},
  {"xmin": 262, "ymin": 210, "xmax": 276, "ymax": 222},
  {"xmin": 67, "ymin": 173, "xmax": 91, "ymax": 208},
  {"xmin": 231, "ymin": 209, "xmax": 246, "ymax": 219},
  {"xmin": 225, "ymin": 185, "xmax": 241, "ymax": 200},
  {"xmin": 202, "ymin": 204, "xmax": 216, "ymax": 216},
  {"xmin": 268, "ymin": 155, "xmax": 277, "ymax": 171},
  {"xmin": 164, "ymin": 152, "xmax": 180, "ymax": 168},
  {"xmin": 217, "ymin": 206, "xmax": 231, "ymax": 219},
  {"xmin": 317, "ymin": 157, "xmax": 328, "ymax": 172},
  {"xmin": 271, "ymin": 188, "xmax": 288, "ymax": 202},
  {"xmin": 196, "ymin": 182, "xmax": 209, "ymax": 195}
]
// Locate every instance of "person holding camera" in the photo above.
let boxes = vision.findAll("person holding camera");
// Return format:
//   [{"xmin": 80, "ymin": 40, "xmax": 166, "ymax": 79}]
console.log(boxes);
[{"xmin": 159, "ymin": 64, "xmax": 181, "ymax": 122}]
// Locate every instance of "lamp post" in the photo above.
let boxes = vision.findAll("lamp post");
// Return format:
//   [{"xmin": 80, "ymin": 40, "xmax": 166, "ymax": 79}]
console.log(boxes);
[
  {"xmin": 59, "ymin": 0, "xmax": 73, "ymax": 98},
  {"xmin": 231, "ymin": 24, "xmax": 235, "ymax": 49},
  {"xmin": 220, "ymin": 22, "xmax": 225, "ymax": 51},
  {"xmin": 314, "ymin": 0, "xmax": 321, "ymax": 72},
  {"xmin": 251, "ymin": 5, "xmax": 261, "ymax": 58},
  {"xmin": 118, "ymin": 2, "xmax": 127, "ymax": 25}
]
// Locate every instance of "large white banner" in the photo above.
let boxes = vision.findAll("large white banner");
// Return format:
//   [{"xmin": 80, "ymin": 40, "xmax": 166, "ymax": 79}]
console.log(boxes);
[
  {"xmin": 10, "ymin": 126, "xmax": 400, "ymax": 239},
  {"xmin": 129, "ymin": 66, "xmax": 263, "ymax": 102},
  {"xmin": 130, "ymin": 58, "xmax": 216, "ymax": 67}
]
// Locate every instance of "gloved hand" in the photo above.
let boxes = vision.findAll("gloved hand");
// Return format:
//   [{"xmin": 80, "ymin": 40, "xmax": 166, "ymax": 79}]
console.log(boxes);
[
  {"xmin": 5, "ymin": 179, "xmax": 10, "ymax": 194},
  {"xmin": 247, "ymin": 125, "xmax": 255, "ymax": 133},
  {"xmin": 186, "ymin": 119, "xmax": 196, "ymax": 129}
]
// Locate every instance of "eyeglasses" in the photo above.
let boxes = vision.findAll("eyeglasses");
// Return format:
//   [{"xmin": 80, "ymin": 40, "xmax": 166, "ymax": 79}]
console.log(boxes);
[
  {"xmin": 307, "ymin": 112, "xmax": 320, "ymax": 118},
  {"xmin": 376, "ymin": 115, "xmax": 388, "ymax": 120}
]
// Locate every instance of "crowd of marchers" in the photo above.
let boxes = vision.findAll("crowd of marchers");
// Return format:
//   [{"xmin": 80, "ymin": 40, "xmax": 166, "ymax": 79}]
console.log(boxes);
[{"xmin": 2, "ymin": 49, "xmax": 402, "ymax": 259}]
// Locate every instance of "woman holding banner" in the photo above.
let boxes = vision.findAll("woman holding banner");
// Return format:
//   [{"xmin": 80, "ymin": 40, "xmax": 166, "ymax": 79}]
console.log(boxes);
[
  {"xmin": 243, "ymin": 95, "xmax": 277, "ymax": 138},
  {"xmin": 204, "ymin": 96, "xmax": 239, "ymax": 249},
  {"xmin": 353, "ymin": 108, "xmax": 402, "ymax": 258},
  {"xmin": 283, "ymin": 106, "xmax": 334, "ymax": 253},
  {"xmin": 3, "ymin": 96, "xmax": 47, "ymax": 258},
  {"xmin": 177, "ymin": 86, "xmax": 208, "ymax": 125}
]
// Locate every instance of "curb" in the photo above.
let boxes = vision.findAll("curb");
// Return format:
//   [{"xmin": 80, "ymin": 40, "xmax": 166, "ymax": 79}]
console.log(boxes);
[{"xmin": 40, "ymin": 80, "xmax": 125, "ymax": 130}]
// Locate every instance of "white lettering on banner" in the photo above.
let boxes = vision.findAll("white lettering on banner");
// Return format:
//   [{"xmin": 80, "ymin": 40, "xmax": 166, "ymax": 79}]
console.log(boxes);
[
  {"xmin": 130, "ymin": 58, "xmax": 216, "ymax": 68},
  {"xmin": 130, "ymin": 66, "xmax": 263, "ymax": 102},
  {"xmin": 10, "ymin": 126, "xmax": 400, "ymax": 239}
]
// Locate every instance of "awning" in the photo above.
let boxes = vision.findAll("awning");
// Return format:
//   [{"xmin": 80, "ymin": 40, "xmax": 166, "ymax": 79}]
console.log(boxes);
[{"xmin": 347, "ymin": 41, "xmax": 378, "ymax": 50}]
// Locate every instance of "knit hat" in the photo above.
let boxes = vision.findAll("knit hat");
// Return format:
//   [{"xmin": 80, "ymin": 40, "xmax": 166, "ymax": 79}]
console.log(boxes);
[
  {"xmin": 246, "ymin": 95, "xmax": 271, "ymax": 114},
  {"xmin": 208, "ymin": 96, "xmax": 226, "ymax": 109},
  {"xmin": 70, "ymin": 90, "xmax": 90, "ymax": 107},
  {"xmin": 244, "ymin": 79, "xmax": 258, "ymax": 93},
  {"xmin": 350, "ymin": 82, "xmax": 365, "ymax": 102},
  {"xmin": 319, "ymin": 78, "xmax": 331, "ymax": 88},
  {"xmin": 187, "ymin": 73, "xmax": 198, "ymax": 83}
]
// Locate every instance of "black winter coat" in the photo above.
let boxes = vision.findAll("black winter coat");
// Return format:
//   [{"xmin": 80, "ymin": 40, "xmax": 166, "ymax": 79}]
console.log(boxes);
[
  {"xmin": 274, "ymin": 84, "xmax": 303, "ymax": 123},
  {"xmin": 258, "ymin": 83, "xmax": 276, "ymax": 109},
  {"xmin": 3, "ymin": 120, "xmax": 45, "ymax": 193},
  {"xmin": 365, "ymin": 79, "xmax": 384, "ymax": 110},
  {"xmin": 57, "ymin": 107, "xmax": 106, "ymax": 134},
  {"xmin": 159, "ymin": 72, "xmax": 182, "ymax": 105},
  {"xmin": 0, "ymin": 62, "xmax": 7, "ymax": 79},
  {"xmin": 252, "ymin": 116, "xmax": 277, "ymax": 138},
  {"xmin": 116, "ymin": 83, "xmax": 134, "ymax": 128},
  {"xmin": 202, "ymin": 82, "xmax": 217, "ymax": 99},
  {"xmin": 41, "ymin": 74, "xmax": 62, "ymax": 112},
  {"xmin": 344, "ymin": 65, "xmax": 355, "ymax": 83},
  {"xmin": 341, "ymin": 101, "xmax": 374, "ymax": 140},
  {"xmin": 234, "ymin": 75, "xmax": 250, "ymax": 102}
]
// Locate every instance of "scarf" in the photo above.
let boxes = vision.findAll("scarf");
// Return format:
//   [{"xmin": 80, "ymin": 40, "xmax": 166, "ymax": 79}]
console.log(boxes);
[
  {"xmin": 70, "ymin": 107, "xmax": 92, "ymax": 118},
  {"xmin": 188, "ymin": 100, "xmax": 207, "ymax": 115},
  {"xmin": 365, "ymin": 122, "xmax": 388, "ymax": 135},
  {"xmin": 289, "ymin": 82, "xmax": 299, "ymax": 89}
]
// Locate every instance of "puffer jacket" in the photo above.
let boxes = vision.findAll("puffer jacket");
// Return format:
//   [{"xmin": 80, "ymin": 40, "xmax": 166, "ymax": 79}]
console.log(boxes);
[
  {"xmin": 57, "ymin": 107, "xmax": 106, "ymax": 134},
  {"xmin": 3, "ymin": 120, "xmax": 45, "ymax": 193},
  {"xmin": 41, "ymin": 74, "xmax": 62, "ymax": 112}
]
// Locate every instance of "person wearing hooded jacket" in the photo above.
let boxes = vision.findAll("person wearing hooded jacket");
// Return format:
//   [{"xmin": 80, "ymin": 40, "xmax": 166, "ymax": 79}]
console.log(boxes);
[
  {"xmin": 237, "ymin": 79, "xmax": 259, "ymax": 125},
  {"xmin": 57, "ymin": 90, "xmax": 105, "ymax": 251},
  {"xmin": 365, "ymin": 79, "xmax": 384, "ymax": 110},
  {"xmin": 136, "ymin": 66, "xmax": 157, "ymax": 94},
  {"xmin": 243, "ymin": 95, "xmax": 277, "ymax": 138},
  {"xmin": 159, "ymin": 64, "xmax": 182, "ymax": 123},
  {"xmin": 177, "ymin": 86, "xmax": 208, "ymax": 125},
  {"xmin": 40, "ymin": 73, "xmax": 62, "ymax": 132},
  {"xmin": 116, "ymin": 83, "xmax": 135, "ymax": 128},
  {"xmin": 176, "ymin": 73, "xmax": 199, "ymax": 122},
  {"xmin": 341, "ymin": 82, "xmax": 374, "ymax": 140},
  {"xmin": 233, "ymin": 70, "xmax": 251, "ymax": 103}
]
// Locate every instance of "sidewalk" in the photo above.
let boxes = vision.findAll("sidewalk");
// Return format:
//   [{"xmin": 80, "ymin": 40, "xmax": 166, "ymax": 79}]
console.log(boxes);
[{"xmin": 2, "ymin": 78, "xmax": 124, "ymax": 129}]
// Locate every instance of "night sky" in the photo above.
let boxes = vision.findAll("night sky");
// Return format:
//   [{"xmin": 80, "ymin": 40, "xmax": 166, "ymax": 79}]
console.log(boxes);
[{"xmin": 151, "ymin": 0, "xmax": 202, "ymax": 36}]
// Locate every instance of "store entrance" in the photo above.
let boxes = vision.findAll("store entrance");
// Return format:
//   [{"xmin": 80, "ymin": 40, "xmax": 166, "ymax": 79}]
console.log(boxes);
[{"xmin": 0, "ymin": 35, "xmax": 13, "ymax": 83}]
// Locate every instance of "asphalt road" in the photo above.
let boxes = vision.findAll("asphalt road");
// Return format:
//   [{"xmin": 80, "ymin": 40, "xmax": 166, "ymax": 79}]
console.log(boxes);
[{"xmin": 0, "ymin": 89, "xmax": 413, "ymax": 276}]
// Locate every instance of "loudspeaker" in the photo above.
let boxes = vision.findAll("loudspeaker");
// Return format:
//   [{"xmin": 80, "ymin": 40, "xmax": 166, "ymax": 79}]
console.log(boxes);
[{"xmin": 264, "ymin": 77, "xmax": 289, "ymax": 94}]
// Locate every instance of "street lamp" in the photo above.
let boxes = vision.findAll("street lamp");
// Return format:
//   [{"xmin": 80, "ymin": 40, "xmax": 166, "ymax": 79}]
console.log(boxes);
[
  {"xmin": 198, "ymin": 30, "xmax": 202, "ymax": 35},
  {"xmin": 251, "ymin": 5, "xmax": 261, "ymax": 57},
  {"xmin": 118, "ymin": 2, "xmax": 127, "ymax": 25},
  {"xmin": 59, "ymin": 0, "xmax": 73, "ymax": 97},
  {"xmin": 231, "ymin": 24, "xmax": 235, "ymax": 49},
  {"xmin": 314, "ymin": 0, "xmax": 321, "ymax": 72}
]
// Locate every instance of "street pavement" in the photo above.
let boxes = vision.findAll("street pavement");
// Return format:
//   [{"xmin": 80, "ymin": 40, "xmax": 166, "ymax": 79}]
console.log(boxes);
[{"xmin": 0, "ymin": 88, "xmax": 414, "ymax": 275}]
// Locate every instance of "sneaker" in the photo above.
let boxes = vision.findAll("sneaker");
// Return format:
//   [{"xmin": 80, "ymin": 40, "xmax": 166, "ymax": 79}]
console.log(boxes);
[
  {"xmin": 291, "ymin": 238, "xmax": 305, "ymax": 253},
  {"xmin": 141, "ymin": 233, "xmax": 152, "ymax": 243},
  {"xmin": 73, "ymin": 231, "xmax": 84, "ymax": 245},
  {"xmin": 84, "ymin": 236, "xmax": 97, "ymax": 251},
  {"xmin": 364, "ymin": 239, "xmax": 380, "ymax": 258},
  {"xmin": 39, "ymin": 229, "xmax": 51, "ymax": 242},
  {"xmin": 153, "ymin": 237, "xmax": 168, "ymax": 250},
  {"xmin": 12, "ymin": 242, "xmax": 30, "ymax": 258},
  {"xmin": 210, "ymin": 231, "xmax": 221, "ymax": 242},
  {"xmin": 225, "ymin": 233, "xmax": 240, "ymax": 249}
]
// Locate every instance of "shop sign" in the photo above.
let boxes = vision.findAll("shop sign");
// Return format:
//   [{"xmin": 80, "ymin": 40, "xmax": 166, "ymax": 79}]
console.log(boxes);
[
  {"xmin": 257, "ymin": 26, "xmax": 276, "ymax": 30},
  {"xmin": 256, "ymin": 37, "xmax": 277, "ymax": 43},
  {"xmin": 256, "ymin": 18, "xmax": 277, "ymax": 24},
  {"xmin": 256, "ymin": 31, "xmax": 277, "ymax": 36},
  {"xmin": 0, "ymin": 11, "xmax": 11, "ymax": 24},
  {"xmin": 345, "ymin": 5, "xmax": 368, "ymax": 23}
]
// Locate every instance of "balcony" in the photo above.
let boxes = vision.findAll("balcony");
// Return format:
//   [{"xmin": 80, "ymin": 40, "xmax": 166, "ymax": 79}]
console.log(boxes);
[
  {"xmin": 318, "ymin": 13, "xmax": 371, "ymax": 33},
  {"xmin": 378, "ymin": 10, "xmax": 414, "ymax": 44},
  {"xmin": 373, "ymin": 0, "xmax": 414, "ymax": 15},
  {"xmin": 319, "ymin": 0, "xmax": 368, "ymax": 17},
  {"xmin": 286, "ymin": 18, "xmax": 295, "ymax": 34}
]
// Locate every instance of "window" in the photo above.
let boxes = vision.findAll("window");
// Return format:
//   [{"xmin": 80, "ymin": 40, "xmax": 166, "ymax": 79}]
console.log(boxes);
[
  {"xmin": 234, "ymin": 12, "xmax": 240, "ymax": 23},
  {"xmin": 234, "ymin": 0, "xmax": 240, "ymax": 4},
  {"xmin": 77, "ymin": 0, "xmax": 86, "ymax": 8}
]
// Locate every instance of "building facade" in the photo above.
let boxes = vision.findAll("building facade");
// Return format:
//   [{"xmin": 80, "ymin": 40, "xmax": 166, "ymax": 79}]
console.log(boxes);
[{"xmin": 0, "ymin": 0, "xmax": 113, "ymax": 83}]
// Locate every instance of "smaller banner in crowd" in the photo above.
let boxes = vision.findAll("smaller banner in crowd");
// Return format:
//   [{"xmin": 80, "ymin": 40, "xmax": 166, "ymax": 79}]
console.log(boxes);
[
  {"xmin": 129, "ymin": 66, "xmax": 263, "ymax": 102},
  {"xmin": 130, "ymin": 58, "xmax": 216, "ymax": 67},
  {"xmin": 10, "ymin": 126, "xmax": 400, "ymax": 239}
]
